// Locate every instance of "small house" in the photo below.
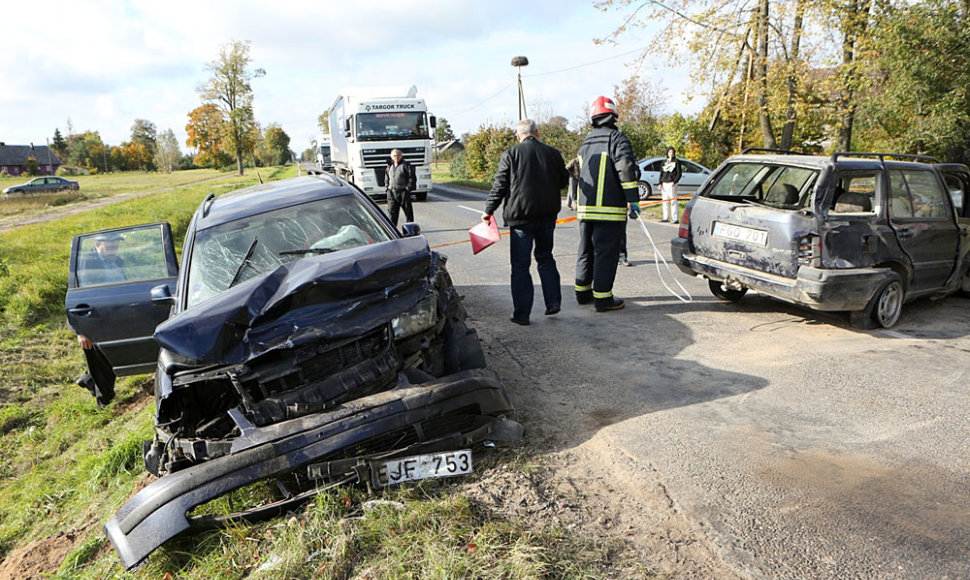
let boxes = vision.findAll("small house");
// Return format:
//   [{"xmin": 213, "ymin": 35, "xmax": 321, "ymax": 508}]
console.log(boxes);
[{"xmin": 0, "ymin": 143, "xmax": 63, "ymax": 176}]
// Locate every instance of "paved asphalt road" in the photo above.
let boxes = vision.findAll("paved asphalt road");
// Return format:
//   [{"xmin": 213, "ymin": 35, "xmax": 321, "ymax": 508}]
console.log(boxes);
[{"xmin": 415, "ymin": 183, "xmax": 970, "ymax": 579}]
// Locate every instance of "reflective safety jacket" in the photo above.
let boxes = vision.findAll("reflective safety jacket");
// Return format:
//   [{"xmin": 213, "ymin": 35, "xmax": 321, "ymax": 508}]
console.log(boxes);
[{"xmin": 577, "ymin": 126, "xmax": 640, "ymax": 222}]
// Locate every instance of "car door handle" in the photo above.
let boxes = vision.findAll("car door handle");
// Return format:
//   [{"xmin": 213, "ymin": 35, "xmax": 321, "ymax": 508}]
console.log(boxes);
[
  {"xmin": 897, "ymin": 229, "xmax": 914, "ymax": 239},
  {"xmin": 68, "ymin": 305, "xmax": 93, "ymax": 316}
]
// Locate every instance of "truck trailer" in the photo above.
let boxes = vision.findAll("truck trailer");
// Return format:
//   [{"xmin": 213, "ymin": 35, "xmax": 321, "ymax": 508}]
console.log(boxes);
[{"xmin": 328, "ymin": 85, "xmax": 435, "ymax": 201}]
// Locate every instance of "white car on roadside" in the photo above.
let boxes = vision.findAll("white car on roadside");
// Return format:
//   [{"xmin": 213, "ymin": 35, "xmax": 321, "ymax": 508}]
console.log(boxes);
[{"xmin": 637, "ymin": 157, "xmax": 712, "ymax": 200}]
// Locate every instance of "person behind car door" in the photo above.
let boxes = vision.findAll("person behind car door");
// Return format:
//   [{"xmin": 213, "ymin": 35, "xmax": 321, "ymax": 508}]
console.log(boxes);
[
  {"xmin": 72, "ymin": 232, "xmax": 127, "ymax": 408},
  {"xmin": 575, "ymin": 96, "xmax": 641, "ymax": 312},
  {"xmin": 385, "ymin": 149, "xmax": 416, "ymax": 227},
  {"xmin": 482, "ymin": 118, "xmax": 569, "ymax": 326},
  {"xmin": 659, "ymin": 146, "xmax": 683, "ymax": 223}
]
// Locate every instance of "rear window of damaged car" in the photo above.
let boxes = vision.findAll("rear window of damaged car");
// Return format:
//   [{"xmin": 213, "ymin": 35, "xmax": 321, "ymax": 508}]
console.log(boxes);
[
  {"xmin": 186, "ymin": 195, "xmax": 394, "ymax": 308},
  {"xmin": 704, "ymin": 162, "xmax": 819, "ymax": 210}
]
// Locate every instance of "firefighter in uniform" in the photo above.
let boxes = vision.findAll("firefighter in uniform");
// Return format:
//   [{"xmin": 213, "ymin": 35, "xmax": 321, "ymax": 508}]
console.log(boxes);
[{"xmin": 575, "ymin": 96, "xmax": 641, "ymax": 312}]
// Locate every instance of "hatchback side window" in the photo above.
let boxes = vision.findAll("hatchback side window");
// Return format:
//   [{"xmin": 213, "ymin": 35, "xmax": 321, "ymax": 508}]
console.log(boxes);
[
  {"xmin": 944, "ymin": 174, "xmax": 966, "ymax": 215},
  {"xmin": 890, "ymin": 169, "xmax": 947, "ymax": 219},
  {"xmin": 682, "ymin": 161, "xmax": 702, "ymax": 174},
  {"xmin": 830, "ymin": 173, "xmax": 878, "ymax": 215}
]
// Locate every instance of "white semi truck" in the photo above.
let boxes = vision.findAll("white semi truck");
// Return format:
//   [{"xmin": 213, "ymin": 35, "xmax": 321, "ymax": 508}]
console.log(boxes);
[
  {"xmin": 313, "ymin": 134, "xmax": 332, "ymax": 171},
  {"xmin": 328, "ymin": 85, "xmax": 435, "ymax": 201}
]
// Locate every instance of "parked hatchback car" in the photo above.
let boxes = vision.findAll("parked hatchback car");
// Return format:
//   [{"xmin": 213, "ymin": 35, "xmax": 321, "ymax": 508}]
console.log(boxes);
[
  {"xmin": 2, "ymin": 175, "xmax": 79, "ymax": 194},
  {"xmin": 637, "ymin": 157, "xmax": 711, "ymax": 200},
  {"xmin": 66, "ymin": 174, "xmax": 518, "ymax": 569},
  {"xmin": 671, "ymin": 149, "xmax": 970, "ymax": 328}
]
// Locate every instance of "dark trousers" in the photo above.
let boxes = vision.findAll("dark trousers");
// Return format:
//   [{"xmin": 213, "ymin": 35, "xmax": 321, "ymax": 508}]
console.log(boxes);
[
  {"xmin": 79, "ymin": 345, "xmax": 116, "ymax": 409},
  {"xmin": 509, "ymin": 221, "xmax": 561, "ymax": 321},
  {"xmin": 387, "ymin": 189, "xmax": 413, "ymax": 226},
  {"xmin": 575, "ymin": 220, "xmax": 624, "ymax": 299}
]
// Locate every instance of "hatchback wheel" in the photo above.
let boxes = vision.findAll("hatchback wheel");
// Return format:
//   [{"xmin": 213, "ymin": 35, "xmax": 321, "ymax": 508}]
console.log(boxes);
[
  {"xmin": 852, "ymin": 273, "xmax": 904, "ymax": 329},
  {"xmin": 638, "ymin": 181, "xmax": 652, "ymax": 201},
  {"xmin": 708, "ymin": 279, "xmax": 747, "ymax": 302}
]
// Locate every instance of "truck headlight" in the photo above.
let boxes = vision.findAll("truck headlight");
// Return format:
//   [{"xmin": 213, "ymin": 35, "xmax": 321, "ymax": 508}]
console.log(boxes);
[{"xmin": 392, "ymin": 295, "xmax": 438, "ymax": 339}]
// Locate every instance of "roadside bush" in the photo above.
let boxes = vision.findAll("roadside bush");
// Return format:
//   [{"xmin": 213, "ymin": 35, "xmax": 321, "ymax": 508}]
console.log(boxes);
[
  {"xmin": 464, "ymin": 125, "xmax": 515, "ymax": 183},
  {"xmin": 449, "ymin": 151, "xmax": 469, "ymax": 179}
]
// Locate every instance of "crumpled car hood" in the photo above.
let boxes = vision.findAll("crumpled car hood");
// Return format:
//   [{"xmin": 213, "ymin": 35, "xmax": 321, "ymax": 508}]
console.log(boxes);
[{"xmin": 155, "ymin": 236, "xmax": 432, "ymax": 366}]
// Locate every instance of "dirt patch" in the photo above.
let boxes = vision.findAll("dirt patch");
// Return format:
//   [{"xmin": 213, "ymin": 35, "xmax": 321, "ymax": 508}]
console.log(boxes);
[
  {"xmin": 0, "ymin": 531, "xmax": 80, "ymax": 580},
  {"xmin": 464, "ymin": 443, "xmax": 741, "ymax": 579}
]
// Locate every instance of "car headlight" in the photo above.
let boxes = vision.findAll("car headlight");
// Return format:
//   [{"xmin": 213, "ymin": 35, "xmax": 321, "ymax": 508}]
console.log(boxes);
[{"xmin": 392, "ymin": 295, "xmax": 438, "ymax": 339}]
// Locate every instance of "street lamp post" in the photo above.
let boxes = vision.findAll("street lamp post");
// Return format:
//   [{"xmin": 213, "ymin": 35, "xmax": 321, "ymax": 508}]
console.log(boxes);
[{"xmin": 511, "ymin": 56, "xmax": 529, "ymax": 121}]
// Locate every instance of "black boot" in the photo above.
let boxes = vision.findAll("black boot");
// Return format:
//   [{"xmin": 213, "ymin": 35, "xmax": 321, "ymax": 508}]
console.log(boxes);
[{"xmin": 595, "ymin": 297, "xmax": 625, "ymax": 312}]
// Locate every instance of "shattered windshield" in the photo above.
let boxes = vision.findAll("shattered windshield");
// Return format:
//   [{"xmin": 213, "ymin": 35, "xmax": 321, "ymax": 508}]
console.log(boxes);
[
  {"xmin": 704, "ymin": 163, "xmax": 818, "ymax": 209},
  {"xmin": 186, "ymin": 195, "xmax": 394, "ymax": 308},
  {"xmin": 356, "ymin": 112, "xmax": 429, "ymax": 141}
]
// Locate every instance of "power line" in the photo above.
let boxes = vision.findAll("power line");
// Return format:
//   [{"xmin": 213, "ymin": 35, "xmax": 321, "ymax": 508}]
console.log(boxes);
[{"xmin": 523, "ymin": 45, "xmax": 651, "ymax": 78}]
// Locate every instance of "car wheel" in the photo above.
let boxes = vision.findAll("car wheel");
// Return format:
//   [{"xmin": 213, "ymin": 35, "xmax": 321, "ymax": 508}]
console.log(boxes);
[
  {"xmin": 415, "ymin": 191, "xmax": 428, "ymax": 202},
  {"xmin": 708, "ymin": 279, "xmax": 747, "ymax": 302},
  {"xmin": 638, "ymin": 181, "xmax": 652, "ymax": 201},
  {"xmin": 958, "ymin": 264, "xmax": 970, "ymax": 297},
  {"xmin": 852, "ymin": 273, "xmax": 904, "ymax": 329}
]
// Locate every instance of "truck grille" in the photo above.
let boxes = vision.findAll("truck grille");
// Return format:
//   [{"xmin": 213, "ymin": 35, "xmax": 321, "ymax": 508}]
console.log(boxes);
[{"xmin": 361, "ymin": 147, "xmax": 425, "ymax": 169}]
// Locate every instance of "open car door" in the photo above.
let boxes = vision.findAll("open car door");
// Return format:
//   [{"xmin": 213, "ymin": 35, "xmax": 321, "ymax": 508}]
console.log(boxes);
[{"xmin": 66, "ymin": 222, "xmax": 179, "ymax": 376}]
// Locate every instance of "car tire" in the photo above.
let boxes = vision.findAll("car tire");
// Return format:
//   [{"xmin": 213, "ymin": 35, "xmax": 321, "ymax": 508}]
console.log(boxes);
[
  {"xmin": 638, "ymin": 181, "xmax": 652, "ymax": 201},
  {"xmin": 852, "ymin": 273, "xmax": 904, "ymax": 329},
  {"xmin": 957, "ymin": 264, "xmax": 970, "ymax": 297},
  {"xmin": 708, "ymin": 279, "xmax": 747, "ymax": 302},
  {"xmin": 415, "ymin": 191, "xmax": 428, "ymax": 202}
]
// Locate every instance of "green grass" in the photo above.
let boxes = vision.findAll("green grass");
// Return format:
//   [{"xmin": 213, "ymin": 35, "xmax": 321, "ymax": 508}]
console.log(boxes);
[
  {"xmin": 0, "ymin": 163, "xmax": 649, "ymax": 578},
  {"xmin": 431, "ymin": 167, "xmax": 491, "ymax": 191}
]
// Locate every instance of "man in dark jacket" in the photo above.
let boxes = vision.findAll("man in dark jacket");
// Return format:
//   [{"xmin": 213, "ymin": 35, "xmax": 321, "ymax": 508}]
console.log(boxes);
[
  {"xmin": 575, "ymin": 96, "xmax": 641, "ymax": 312},
  {"xmin": 482, "ymin": 119, "xmax": 569, "ymax": 325},
  {"xmin": 385, "ymin": 149, "xmax": 416, "ymax": 227}
]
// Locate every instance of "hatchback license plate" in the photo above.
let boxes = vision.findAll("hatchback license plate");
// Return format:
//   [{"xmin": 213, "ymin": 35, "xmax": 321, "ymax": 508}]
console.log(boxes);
[
  {"xmin": 380, "ymin": 450, "xmax": 473, "ymax": 486},
  {"xmin": 713, "ymin": 221, "xmax": 768, "ymax": 247}
]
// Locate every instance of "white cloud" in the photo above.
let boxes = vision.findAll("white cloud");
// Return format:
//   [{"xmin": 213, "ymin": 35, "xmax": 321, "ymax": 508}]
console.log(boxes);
[{"xmin": 0, "ymin": 0, "xmax": 698, "ymax": 153}]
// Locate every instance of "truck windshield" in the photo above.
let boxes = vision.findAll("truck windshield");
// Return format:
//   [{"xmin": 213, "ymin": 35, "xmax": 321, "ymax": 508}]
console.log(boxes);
[{"xmin": 356, "ymin": 112, "xmax": 429, "ymax": 141}]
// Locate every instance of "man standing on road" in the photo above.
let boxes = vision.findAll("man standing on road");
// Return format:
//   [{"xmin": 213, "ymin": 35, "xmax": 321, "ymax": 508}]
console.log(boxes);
[
  {"xmin": 575, "ymin": 96, "xmax": 641, "ymax": 312},
  {"xmin": 385, "ymin": 149, "xmax": 416, "ymax": 227},
  {"xmin": 482, "ymin": 119, "xmax": 569, "ymax": 326}
]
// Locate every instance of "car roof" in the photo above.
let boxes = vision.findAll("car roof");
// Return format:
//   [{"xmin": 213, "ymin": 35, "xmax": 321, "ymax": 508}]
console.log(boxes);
[
  {"xmin": 722, "ymin": 153, "xmax": 960, "ymax": 172},
  {"xmin": 196, "ymin": 174, "xmax": 353, "ymax": 230}
]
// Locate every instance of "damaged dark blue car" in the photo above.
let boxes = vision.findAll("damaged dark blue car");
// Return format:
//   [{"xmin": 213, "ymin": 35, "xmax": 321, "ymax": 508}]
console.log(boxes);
[{"xmin": 65, "ymin": 174, "xmax": 519, "ymax": 570}]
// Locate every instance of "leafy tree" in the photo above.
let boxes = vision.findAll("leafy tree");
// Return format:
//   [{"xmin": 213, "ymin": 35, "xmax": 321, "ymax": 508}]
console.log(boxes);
[
  {"xmin": 186, "ymin": 104, "xmax": 231, "ymax": 168},
  {"xmin": 154, "ymin": 129, "xmax": 181, "ymax": 173},
  {"xmin": 51, "ymin": 129, "xmax": 68, "ymax": 161},
  {"xmin": 130, "ymin": 119, "xmax": 158, "ymax": 157},
  {"xmin": 25, "ymin": 157, "xmax": 39, "ymax": 176},
  {"xmin": 264, "ymin": 124, "xmax": 291, "ymax": 165},
  {"xmin": 855, "ymin": 0, "xmax": 970, "ymax": 161},
  {"xmin": 199, "ymin": 40, "xmax": 265, "ymax": 175},
  {"xmin": 317, "ymin": 112, "xmax": 330, "ymax": 134},
  {"xmin": 67, "ymin": 131, "xmax": 106, "ymax": 170},
  {"xmin": 435, "ymin": 117, "xmax": 456, "ymax": 143}
]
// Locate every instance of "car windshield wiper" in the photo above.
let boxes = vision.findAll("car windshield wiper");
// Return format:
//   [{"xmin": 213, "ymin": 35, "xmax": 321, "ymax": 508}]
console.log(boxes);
[
  {"xmin": 228, "ymin": 235, "xmax": 259, "ymax": 289},
  {"xmin": 278, "ymin": 247, "xmax": 337, "ymax": 256}
]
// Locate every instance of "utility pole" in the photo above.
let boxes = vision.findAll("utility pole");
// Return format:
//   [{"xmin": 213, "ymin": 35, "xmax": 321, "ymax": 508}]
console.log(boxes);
[{"xmin": 511, "ymin": 56, "xmax": 529, "ymax": 120}]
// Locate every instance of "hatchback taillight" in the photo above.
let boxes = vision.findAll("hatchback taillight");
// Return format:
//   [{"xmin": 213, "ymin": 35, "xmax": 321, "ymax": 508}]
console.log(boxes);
[
  {"xmin": 678, "ymin": 208, "xmax": 690, "ymax": 239},
  {"xmin": 797, "ymin": 234, "xmax": 821, "ymax": 266}
]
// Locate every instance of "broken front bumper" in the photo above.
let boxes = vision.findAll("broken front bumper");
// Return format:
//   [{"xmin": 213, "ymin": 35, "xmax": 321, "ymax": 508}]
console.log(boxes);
[
  {"xmin": 671, "ymin": 238, "xmax": 890, "ymax": 311},
  {"xmin": 105, "ymin": 372, "xmax": 517, "ymax": 570}
]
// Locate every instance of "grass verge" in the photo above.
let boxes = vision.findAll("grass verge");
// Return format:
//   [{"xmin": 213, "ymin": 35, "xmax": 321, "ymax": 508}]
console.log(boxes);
[
  {"xmin": 431, "ymin": 167, "xmax": 491, "ymax": 191},
  {"xmin": 0, "ymin": 163, "xmax": 650, "ymax": 578}
]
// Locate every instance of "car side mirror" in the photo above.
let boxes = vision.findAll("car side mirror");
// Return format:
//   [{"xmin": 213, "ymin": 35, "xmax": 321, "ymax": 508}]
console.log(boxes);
[
  {"xmin": 401, "ymin": 222, "xmax": 422, "ymax": 238},
  {"xmin": 150, "ymin": 284, "xmax": 176, "ymax": 306}
]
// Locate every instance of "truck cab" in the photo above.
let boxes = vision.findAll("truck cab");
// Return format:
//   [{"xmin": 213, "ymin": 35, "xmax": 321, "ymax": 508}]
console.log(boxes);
[{"xmin": 328, "ymin": 85, "xmax": 435, "ymax": 201}]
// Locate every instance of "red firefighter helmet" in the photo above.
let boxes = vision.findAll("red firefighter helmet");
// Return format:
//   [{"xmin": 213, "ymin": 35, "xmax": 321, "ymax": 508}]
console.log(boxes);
[{"xmin": 590, "ymin": 96, "xmax": 618, "ymax": 120}]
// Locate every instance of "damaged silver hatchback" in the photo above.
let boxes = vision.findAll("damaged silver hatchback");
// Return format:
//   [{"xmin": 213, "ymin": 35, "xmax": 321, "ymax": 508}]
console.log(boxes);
[{"xmin": 65, "ymin": 174, "xmax": 518, "ymax": 569}]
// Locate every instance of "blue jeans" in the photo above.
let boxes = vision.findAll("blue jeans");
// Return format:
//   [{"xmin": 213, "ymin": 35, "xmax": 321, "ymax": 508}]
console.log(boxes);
[{"xmin": 509, "ymin": 221, "xmax": 561, "ymax": 320}]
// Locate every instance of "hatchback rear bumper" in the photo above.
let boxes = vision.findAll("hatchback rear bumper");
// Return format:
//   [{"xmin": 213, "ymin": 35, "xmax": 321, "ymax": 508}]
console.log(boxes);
[{"xmin": 671, "ymin": 237, "xmax": 889, "ymax": 311}]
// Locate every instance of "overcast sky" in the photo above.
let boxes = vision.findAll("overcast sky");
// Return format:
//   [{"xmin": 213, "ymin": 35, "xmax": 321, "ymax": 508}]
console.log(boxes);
[{"xmin": 0, "ymin": 0, "xmax": 701, "ymax": 153}]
